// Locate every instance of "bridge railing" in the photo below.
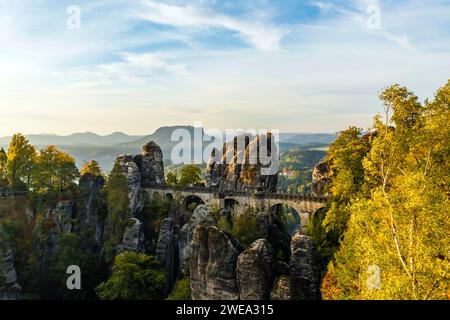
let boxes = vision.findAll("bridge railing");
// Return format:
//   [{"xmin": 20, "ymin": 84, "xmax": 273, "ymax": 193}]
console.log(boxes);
[
  {"xmin": 145, "ymin": 184, "xmax": 327, "ymax": 202},
  {"xmin": 0, "ymin": 190, "xmax": 28, "ymax": 199}
]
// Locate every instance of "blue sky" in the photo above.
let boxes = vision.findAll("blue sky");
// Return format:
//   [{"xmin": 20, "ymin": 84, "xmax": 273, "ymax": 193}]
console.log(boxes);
[{"xmin": 0, "ymin": 0, "xmax": 449, "ymax": 135}]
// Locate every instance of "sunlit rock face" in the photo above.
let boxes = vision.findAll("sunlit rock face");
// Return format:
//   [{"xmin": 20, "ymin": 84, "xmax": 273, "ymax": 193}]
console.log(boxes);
[
  {"xmin": 311, "ymin": 161, "xmax": 333, "ymax": 197},
  {"xmin": 205, "ymin": 133, "xmax": 279, "ymax": 193},
  {"xmin": 116, "ymin": 141, "xmax": 165, "ymax": 218},
  {"xmin": 116, "ymin": 154, "xmax": 143, "ymax": 218},
  {"xmin": 135, "ymin": 141, "xmax": 165, "ymax": 188}
]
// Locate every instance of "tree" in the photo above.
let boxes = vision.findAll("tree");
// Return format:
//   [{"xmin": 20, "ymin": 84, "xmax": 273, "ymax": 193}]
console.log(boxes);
[
  {"xmin": 219, "ymin": 210, "xmax": 263, "ymax": 249},
  {"xmin": 33, "ymin": 145, "xmax": 79, "ymax": 193},
  {"xmin": 167, "ymin": 278, "xmax": 191, "ymax": 300},
  {"xmin": 165, "ymin": 171, "xmax": 178, "ymax": 186},
  {"xmin": 50, "ymin": 233, "xmax": 101, "ymax": 300},
  {"xmin": 178, "ymin": 165, "xmax": 202, "ymax": 186},
  {"xmin": 80, "ymin": 160, "xmax": 102, "ymax": 177},
  {"xmin": 6, "ymin": 134, "xmax": 36, "ymax": 193},
  {"xmin": 56, "ymin": 152, "xmax": 79, "ymax": 192},
  {"xmin": 322, "ymin": 80, "xmax": 450, "ymax": 300},
  {"xmin": 0, "ymin": 148, "xmax": 7, "ymax": 186},
  {"xmin": 96, "ymin": 252, "xmax": 166, "ymax": 300},
  {"xmin": 106, "ymin": 160, "xmax": 130, "ymax": 246},
  {"xmin": 322, "ymin": 127, "xmax": 372, "ymax": 237}
]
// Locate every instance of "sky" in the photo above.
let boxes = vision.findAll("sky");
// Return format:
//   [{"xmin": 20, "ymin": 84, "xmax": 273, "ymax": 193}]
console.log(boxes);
[{"xmin": 0, "ymin": 0, "xmax": 449, "ymax": 136}]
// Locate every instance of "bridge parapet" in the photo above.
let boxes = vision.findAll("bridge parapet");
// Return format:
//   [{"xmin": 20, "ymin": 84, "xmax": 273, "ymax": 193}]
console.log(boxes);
[{"xmin": 145, "ymin": 185, "xmax": 327, "ymax": 203}]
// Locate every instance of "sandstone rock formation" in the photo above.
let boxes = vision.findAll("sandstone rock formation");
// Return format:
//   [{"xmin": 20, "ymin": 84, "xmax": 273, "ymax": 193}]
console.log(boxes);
[
  {"xmin": 135, "ymin": 141, "xmax": 165, "ymax": 188},
  {"xmin": 289, "ymin": 233, "xmax": 319, "ymax": 300},
  {"xmin": 206, "ymin": 133, "xmax": 279, "ymax": 193},
  {"xmin": 270, "ymin": 276, "xmax": 291, "ymax": 300},
  {"xmin": 0, "ymin": 247, "xmax": 21, "ymax": 300},
  {"xmin": 256, "ymin": 211, "xmax": 291, "ymax": 262},
  {"xmin": 156, "ymin": 218, "xmax": 178, "ymax": 294},
  {"xmin": 311, "ymin": 161, "xmax": 333, "ymax": 197},
  {"xmin": 237, "ymin": 239, "xmax": 276, "ymax": 300},
  {"xmin": 78, "ymin": 173, "xmax": 105, "ymax": 241},
  {"xmin": 116, "ymin": 141, "xmax": 166, "ymax": 218},
  {"xmin": 190, "ymin": 225, "xmax": 240, "ymax": 300},
  {"xmin": 117, "ymin": 154, "xmax": 144, "ymax": 218},
  {"xmin": 178, "ymin": 205, "xmax": 216, "ymax": 276},
  {"xmin": 119, "ymin": 218, "xmax": 145, "ymax": 253}
]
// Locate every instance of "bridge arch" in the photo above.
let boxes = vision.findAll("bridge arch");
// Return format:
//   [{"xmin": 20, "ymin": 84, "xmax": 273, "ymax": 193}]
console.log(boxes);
[
  {"xmin": 165, "ymin": 193, "xmax": 174, "ymax": 201},
  {"xmin": 181, "ymin": 195, "xmax": 205, "ymax": 213},
  {"xmin": 268, "ymin": 202, "xmax": 311, "ymax": 235},
  {"xmin": 223, "ymin": 198, "xmax": 239, "ymax": 212}
]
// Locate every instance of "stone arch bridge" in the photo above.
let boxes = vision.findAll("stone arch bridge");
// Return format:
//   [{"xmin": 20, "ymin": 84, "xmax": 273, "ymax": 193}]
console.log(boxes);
[{"xmin": 145, "ymin": 186, "xmax": 327, "ymax": 231}]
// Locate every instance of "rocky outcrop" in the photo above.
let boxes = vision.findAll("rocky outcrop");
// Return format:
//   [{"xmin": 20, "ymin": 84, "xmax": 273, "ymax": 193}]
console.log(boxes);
[
  {"xmin": 134, "ymin": 141, "xmax": 165, "ymax": 188},
  {"xmin": 311, "ymin": 161, "xmax": 333, "ymax": 197},
  {"xmin": 178, "ymin": 223, "xmax": 193, "ymax": 276},
  {"xmin": 117, "ymin": 155, "xmax": 144, "ymax": 217},
  {"xmin": 116, "ymin": 141, "xmax": 165, "ymax": 218},
  {"xmin": 118, "ymin": 218, "xmax": 145, "ymax": 253},
  {"xmin": 156, "ymin": 218, "xmax": 178, "ymax": 294},
  {"xmin": 178, "ymin": 205, "xmax": 216, "ymax": 276},
  {"xmin": 289, "ymin": 233, "xmax": 319, "ymax": 300},
  {"xmin": 190, "ymin": 205, "xmax": 217, "ymax": 227},
  {"xmin": 190, "ymin": 225, "xmax": 240, "ymax": 300},
  {"xmin": 51, "ymin": 201, "xmax": 75, "ymax": 233},
  {"xmin": 206, "ymin": 133, "xmax": 279, "ymax": 193},
  {"xmin": 78, "ymin": 173, "xmax": 105, "ymax": 240},
  {"xmin": 256, "ymin": 211, "xmax": 291, "ymax": 262},
  {"xmin": 237, "ymin": 239, "xmax": 276, "ymax": 300},
  {"xmin": 0, "ymin": 247, "xmax": 21, "ymax": 300},
  {"xmin": 270, "ymin": 276, "xmax": 291, "ymax": 300}
]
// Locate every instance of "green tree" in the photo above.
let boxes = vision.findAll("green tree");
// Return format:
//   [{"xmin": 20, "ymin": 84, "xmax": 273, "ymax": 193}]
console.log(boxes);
[
  {"xmin": 106, "ymin": 160, "xmax": 130, "ymax": 246},
  {"xmin": 323, "ymin": 81, "xmax": 450, "ymax": 300},
  {"xmin": 219, "ymin": 210, "xmax": 263, "ymax": 249},
  {"xmin": 6, "ymin": 134, "xmax": 36, "ymax": 193},
  {"xmin": 178, "ymin": 165, "xmax": 202, "ymax": 186},
  {"xmin": 33, "ymin": 145, "xmax": 79, "ymax": 193},
  {"xmin": 322, "ymin": 127, "xmax": 372, "ymax": 237},
  {"xmin": 96, "ymin": 252, "xmax": 166, "ymax": 300},
  {"xmin": 80, "ymin": 160, "xmax": 103, "ymax": 177},
  {"xmin": 167, "ymin": 278, "xmax": 191, "ymax": 300},
  {"xmin": 50, "ymin": 233, "xmax": 101, "ymax": 300},
  {"xmin": 0, "ymin": 148, "xmax": 7, "ymax": 186},
  {"xmin": 165, "ymin": 171, "xmax": 178, "ymax": 186},
  {"xmin": 55, "ymin": 152, "xmax": 79, "ymax": 192}
]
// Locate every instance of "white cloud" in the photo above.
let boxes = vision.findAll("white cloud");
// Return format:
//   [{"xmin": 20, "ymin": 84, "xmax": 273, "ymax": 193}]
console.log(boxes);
[{"xmin": 138, "ymin": 0, "xmax": 287, "ymax": 51}]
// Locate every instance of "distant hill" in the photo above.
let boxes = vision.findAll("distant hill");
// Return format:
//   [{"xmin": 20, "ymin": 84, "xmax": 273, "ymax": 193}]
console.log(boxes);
[
  {"xmin": 280, "ymin": 133, "xmax": 336, "ymax": 146},
  {"xmin": 0, "ymin": 127, "xmax": 337, "ymax": 172},
  {"xmin": 0, "ymin": 132, "xmax": 145, "ymax": 147}
]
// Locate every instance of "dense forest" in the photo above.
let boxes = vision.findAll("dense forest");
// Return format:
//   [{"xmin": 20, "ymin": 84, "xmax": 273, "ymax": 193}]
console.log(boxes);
[{"xmin": 0, "ymin": 80, "xmax": 449, "ymax": 300}]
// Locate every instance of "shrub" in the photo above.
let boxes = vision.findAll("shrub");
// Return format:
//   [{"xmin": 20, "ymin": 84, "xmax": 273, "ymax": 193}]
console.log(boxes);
[
  {"xmin": 167, "ymin": 278, "xmax": 191, "ymax": 300},
  {"xmin": 96, "ymin": 252, "xmax": 166, "ymax": 300}
]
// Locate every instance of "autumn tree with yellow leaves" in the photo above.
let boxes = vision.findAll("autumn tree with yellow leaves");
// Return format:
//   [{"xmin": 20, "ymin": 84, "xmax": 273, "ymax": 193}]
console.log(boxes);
[{"xmin": 322, "ymin": 80, "xmax": 450, "ymax": 300}]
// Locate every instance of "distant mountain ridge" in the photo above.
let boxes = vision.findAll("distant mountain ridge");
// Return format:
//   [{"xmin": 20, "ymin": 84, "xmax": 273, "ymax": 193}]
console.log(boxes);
[
  {"xmin": 0, "ymin": 132, "xmax": 145, "ymax": 147},
  {"xmin": 0, "ymin": 127, "xmax": 337, "ymax": 172}
]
